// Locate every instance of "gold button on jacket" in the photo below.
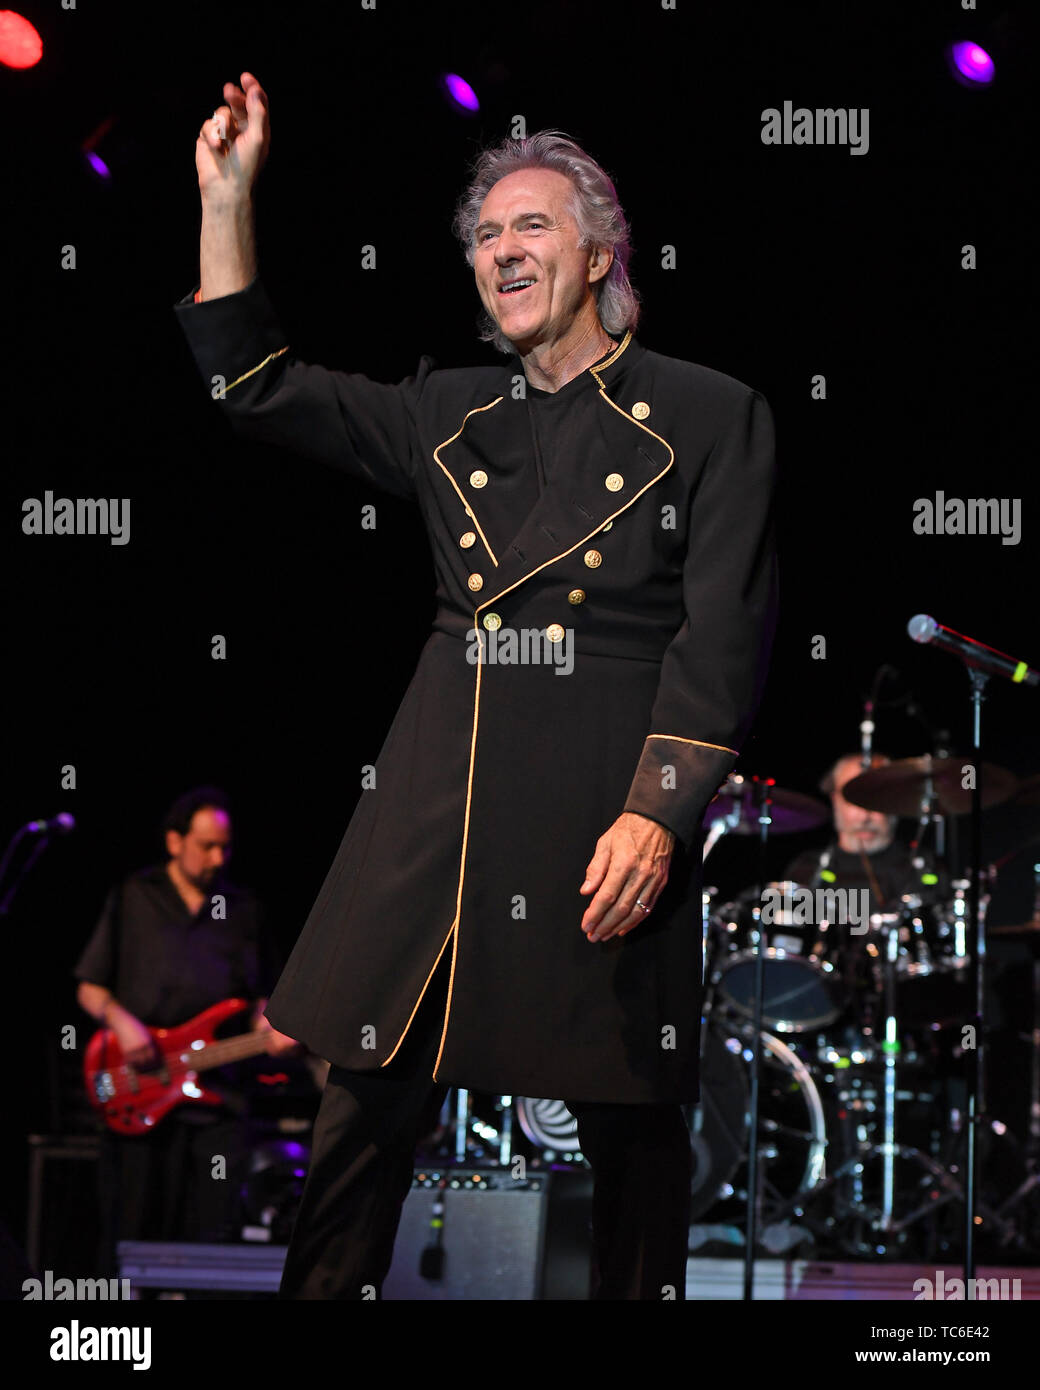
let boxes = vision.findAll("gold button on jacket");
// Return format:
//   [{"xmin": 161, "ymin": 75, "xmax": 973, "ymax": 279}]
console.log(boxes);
[
  {"xmin": 546, "ymin": 623, "xmax": 566, "ymax": 643},
  {"xmin": 568, "ymin": 589, "xmax": 586, "ymax": 605},
  {"xmin": 469, "ymin": 469, "xmax": 488, "ymax": 489},
  {"xmin": 467, "ymin": 573, "xmax": 483, "ymax": 591},
  {"xmin": 459, "ymin": 532, "xmax": 476, "ymax": 549},
  {"xmin": 583, "ymin": 549, "xmax": 603, "ymax": 568},
  {"xmin": 632, "ymin": 401, "xmax": 650, "ymax": 420},
  {"xmin": 482, "ymin": 612, "xmax": 502, "ymax": 631},
  {"xmin": 605, "ymin": 472, "xmax": 624, "ymax": 492}
]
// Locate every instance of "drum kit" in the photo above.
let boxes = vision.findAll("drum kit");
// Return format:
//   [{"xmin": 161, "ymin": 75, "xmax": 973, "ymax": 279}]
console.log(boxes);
[
  {"xmin": 691, "ymin": 755, "xmax": 1040, "ymax": 1260},
  {"xmin": 437, "ymin": 750, "xmax": 1040, "ymax": 1262},
  {"xmin": 426, "ymin": 639, "xmax": 1040, "ymax": 1278}
]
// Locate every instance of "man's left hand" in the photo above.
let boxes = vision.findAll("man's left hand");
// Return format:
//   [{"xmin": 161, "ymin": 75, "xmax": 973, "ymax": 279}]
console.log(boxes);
[{"xmin": 579, "ymin": 812, "xmax": 675, "ymax": 943}]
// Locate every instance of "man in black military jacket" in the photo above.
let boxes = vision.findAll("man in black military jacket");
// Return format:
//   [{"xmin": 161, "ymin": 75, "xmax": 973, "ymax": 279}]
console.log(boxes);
[{"xmin": 175, "ymin": 73, "xmax": 778, "ymax": 1299}]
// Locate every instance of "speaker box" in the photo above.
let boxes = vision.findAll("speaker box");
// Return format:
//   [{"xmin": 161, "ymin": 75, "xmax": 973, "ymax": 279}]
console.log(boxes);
[
  {"xmin": 25, "ymin": 1133, "xmax": 102, "ymax": 1278},
  {"xmin": 383, "ymin": 1166, "xmax": 594, "ymax": 1300}
]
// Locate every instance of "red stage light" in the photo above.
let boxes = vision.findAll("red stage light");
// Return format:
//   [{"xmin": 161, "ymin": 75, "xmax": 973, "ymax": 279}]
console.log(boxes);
[{"xmin": 0, "ymin": 10, "xmax": 42, "ymax": 69}]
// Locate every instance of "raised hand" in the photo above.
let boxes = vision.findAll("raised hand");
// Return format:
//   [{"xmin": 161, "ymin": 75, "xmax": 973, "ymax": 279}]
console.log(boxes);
[{"xmin": 196, "ymin": 71, "xmax": 270, "ymax": 205}]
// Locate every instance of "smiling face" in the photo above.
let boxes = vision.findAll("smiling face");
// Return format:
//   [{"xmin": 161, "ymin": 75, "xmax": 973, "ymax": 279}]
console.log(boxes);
[{"xmin": 472, "ymin": 167, "xmax": 612, "ymax": 353}]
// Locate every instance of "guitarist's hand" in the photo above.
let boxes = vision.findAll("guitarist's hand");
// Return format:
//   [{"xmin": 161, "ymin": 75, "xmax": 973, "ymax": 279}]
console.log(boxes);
[
  {"xmin": 263, "ymin": 1028, "xmax": 301, "ymax": 1056},
  {"xmin": 251, "ymin": 1009, "xmax": 300, "ymax": 1056},
  {"xmin": 109, "ymin": 1008, "xmax": 158, "ymax": 1069}
]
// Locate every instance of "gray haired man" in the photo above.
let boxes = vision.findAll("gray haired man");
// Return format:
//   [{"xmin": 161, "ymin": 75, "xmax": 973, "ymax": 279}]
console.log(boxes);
[{"xmin": 175, "ymin": 72, "xmax": 778, "ymax": 1299}]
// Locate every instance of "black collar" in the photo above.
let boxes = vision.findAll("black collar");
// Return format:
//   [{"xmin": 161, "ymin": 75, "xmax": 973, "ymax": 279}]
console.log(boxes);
[{"xmin": 507, "ymin": 328, "xmax": 644, "ymax": 397}]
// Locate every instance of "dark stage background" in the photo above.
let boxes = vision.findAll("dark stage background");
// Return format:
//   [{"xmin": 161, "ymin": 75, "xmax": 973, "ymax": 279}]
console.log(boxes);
[{"xmin": 1, "ymin": 0, "xmax": 1032, "ymax": 1250}]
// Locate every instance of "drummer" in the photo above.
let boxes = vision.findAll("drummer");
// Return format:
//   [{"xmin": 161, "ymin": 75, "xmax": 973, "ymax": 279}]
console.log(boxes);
[{"xmin": 784, "ymin": 752, "xmax": 949, "ymax": 916}]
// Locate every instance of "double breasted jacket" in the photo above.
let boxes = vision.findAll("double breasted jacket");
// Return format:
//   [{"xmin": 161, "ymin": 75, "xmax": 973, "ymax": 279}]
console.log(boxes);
[{"xmin": 174, "ymin": 279, "xmax": 778, "ymax": 1103}]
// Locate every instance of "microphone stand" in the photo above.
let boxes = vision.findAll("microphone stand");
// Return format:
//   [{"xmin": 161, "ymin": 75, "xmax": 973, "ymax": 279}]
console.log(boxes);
[
  {"xmin": 963, "ymin": 669, "xmax": 988, "ymax": 1293},
  {"xmin": 906, "ymin": 616, "xmax": 1040, "ymax": 1290},
  {"xmin": 742, "ymin": 778, "xmax": 772, "ymax": 1301},
  {"xmin": 0, "ymin": 828, "xmax": 52, "ymax": 916}
]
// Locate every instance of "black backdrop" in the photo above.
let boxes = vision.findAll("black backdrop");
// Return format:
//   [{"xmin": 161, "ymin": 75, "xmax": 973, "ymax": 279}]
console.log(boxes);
[{"xmin": 2, "ymin": 0, "xmax": 1033, "ymax": 1241}]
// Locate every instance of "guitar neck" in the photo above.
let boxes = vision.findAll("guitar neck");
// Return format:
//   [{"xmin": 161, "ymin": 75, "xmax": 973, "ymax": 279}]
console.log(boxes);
[{"xmin": 185, "ymin": 1030, "xmax": 274, "ymax": 1072}]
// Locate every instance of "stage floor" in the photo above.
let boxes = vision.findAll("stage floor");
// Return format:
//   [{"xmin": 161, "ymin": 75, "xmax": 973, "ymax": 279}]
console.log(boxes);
[{"xmin": 687, "ymin": 1258, "xmax": 1040, "ymax": 1300}]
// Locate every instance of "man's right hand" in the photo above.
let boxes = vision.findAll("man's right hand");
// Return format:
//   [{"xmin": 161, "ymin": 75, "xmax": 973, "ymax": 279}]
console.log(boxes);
[
  {"xmin": 196, "ymin": 71, "xmax": 270, "ymax": 205},
  {"xmin": 109, "ymin": 1009, "xmax": 158, "ymax": 1069}
]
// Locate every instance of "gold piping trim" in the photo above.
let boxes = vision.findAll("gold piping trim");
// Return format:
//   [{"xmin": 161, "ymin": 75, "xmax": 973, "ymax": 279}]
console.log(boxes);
[
  {"xmin": 588, "ymin": 327, "xmax": 633, "ymax": 382},
  {"xmin": 224, "ymin": 346, "xmax": 290, "ymax": 395},
  {"xmin": 433, "ymin": 400, "xmax": 503, "ymax": 567},
  {"xmin": 476, "ymin": 388, "xmax": 676, "ymax": 612},
  {"xmin": 379, "ymin": 917, "xmax": 457, "ymax": 1067},
  {"xmin": 646, "ymin": 734, "xmax": 739, "ymax": 757},
  {"xmin": 431, "ymin": 642, "xmax": 485, "ymax": 1079}
]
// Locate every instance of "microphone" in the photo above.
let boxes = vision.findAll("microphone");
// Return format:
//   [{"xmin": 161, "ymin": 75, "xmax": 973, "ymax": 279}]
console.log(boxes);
[
  {"xmin": 859, "ymin": 699, "xmax": 874, "ymax": 770},
  {"xmin": 908, "ymin": 615, "xmax": 1039, "ymax": 688},
  {"xmin": 25, "ymin": 813, "xmax": 76, "ymax": 836}
]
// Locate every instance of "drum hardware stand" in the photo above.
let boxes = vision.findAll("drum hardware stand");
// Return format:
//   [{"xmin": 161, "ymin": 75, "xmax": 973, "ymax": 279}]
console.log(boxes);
[
  {"xmin": 701, "ymin": 888, "xmax": 717, "ymax": 987},
  {"xmin": 993, "ymin": 869, "xmax": 1040, "ymax": 1237},
  {"xmin": 454, "ymin": 1089, "xmax": 471, "ymax": 1163},
  {"xmin": 497, "ymin": 1095, "xmax": 514, "ymax": 1168},
  {"xmin": 447, "ymin": 1090, "xmax": 518, "ymax": 1167},
  {"xmin": 743, "ymin": 777, "xmax": 773, "ymax": 1300},
  {"xmin": 702, "ymin": 778, "xmax": 747, "ymax": 862},
  {"xmin": 764, "ymin": 911, "xmax": 1013, "ymax": 1252},
  {"xmin": 702, "ymin": 777, "xmax": 747, "ymax": 988},
  {"xmin": 909, "ymin": 755, "xmax": 946, "ymax": 865},
  {"xmin": 961, "ymin": 667, "xmax": 987, "ymax": 1286},
  {"xmin": 907, "ymin": 617, "xmax": 1040, "ymax": 1287},
  {"xmin": 703, "ymin": 775, "xmax": 757, "ymax": 989}
]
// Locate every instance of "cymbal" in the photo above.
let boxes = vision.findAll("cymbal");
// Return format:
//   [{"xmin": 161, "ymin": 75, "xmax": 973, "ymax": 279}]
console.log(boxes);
[
  {"xmin": 842, "ymin": 756, "xmax": 1018, "ymax": 817},
  {"xmin": 989, "ymin": 919, "xmax": 1040, "ymax": 937},
  {"xmin": 702, "ymin": 781, "xmax": 829, "ymax": 835},
  {"xmin": 1013, "ymin": 774, "xmax": 1040, "ymax": 807}
]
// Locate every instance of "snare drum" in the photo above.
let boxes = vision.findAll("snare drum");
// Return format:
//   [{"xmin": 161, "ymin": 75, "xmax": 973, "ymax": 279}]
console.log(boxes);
[{"xmin": 709, "ymin": 881, "xmax": 846, "ymax": 1033}]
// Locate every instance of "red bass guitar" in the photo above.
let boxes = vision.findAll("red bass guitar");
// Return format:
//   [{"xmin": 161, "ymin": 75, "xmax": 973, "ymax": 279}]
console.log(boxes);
[{"xmin": 84, "ymin": 998, "xmax": 282, "ymax": 1135}]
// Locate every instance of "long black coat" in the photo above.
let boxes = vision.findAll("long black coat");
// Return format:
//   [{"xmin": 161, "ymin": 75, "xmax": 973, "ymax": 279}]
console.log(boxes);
[{"xmin": 174, "ymin": 280, "xmax": 777, "ymax": 1103}]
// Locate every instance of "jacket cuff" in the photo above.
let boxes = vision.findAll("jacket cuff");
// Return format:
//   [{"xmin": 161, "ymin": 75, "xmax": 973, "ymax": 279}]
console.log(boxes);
[
  {"xmin": 622, "ymin": 808, "xmax": 685, "ymax": 842},
  {"xmin": 172, "ymin": 277, "xmax": 290, "ymax": 396},
  {"xmin": 623, "ymin": 735, "xmax": 738, "ymax": 849}
]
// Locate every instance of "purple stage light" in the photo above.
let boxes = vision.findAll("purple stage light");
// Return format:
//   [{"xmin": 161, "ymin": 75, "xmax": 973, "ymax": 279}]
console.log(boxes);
[
  {"xmin": 949, "ymin": 40, "xmax": 995, "ymax": 86},
  {"xmin": 443, "ymin": 73, "xmax": 479, "ymax": 113},
  {"xmin": 85, "ymin": 151, "xmax": 111, "ymax": 179}
]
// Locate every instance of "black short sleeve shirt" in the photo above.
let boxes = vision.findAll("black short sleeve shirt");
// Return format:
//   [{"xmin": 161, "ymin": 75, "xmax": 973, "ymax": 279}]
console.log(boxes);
[{"xmin": 74, "ymin": 865, "xmax": 280, "ymax": 1028}]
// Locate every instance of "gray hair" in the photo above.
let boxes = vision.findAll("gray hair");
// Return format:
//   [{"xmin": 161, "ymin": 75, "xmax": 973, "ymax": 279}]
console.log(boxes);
[{"xmin": 452, "ymin": 129, "xmax": 641, "ymax": 355}]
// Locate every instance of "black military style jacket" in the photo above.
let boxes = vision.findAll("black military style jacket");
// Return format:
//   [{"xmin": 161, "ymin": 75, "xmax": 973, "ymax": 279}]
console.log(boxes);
[{"xmin": 174, "ymin": 279, "xmax": 777, "ymax": 1103}]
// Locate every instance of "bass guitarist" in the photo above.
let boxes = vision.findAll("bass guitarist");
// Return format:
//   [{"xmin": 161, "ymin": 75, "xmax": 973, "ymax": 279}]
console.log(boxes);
[{"xmin": 74, "ymin": 786, "xmax": 298, "ymax": 1259}]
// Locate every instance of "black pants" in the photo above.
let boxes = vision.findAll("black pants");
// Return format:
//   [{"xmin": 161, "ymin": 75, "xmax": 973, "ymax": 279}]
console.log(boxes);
[
  {"xmin": 279, "ymin": 959, "xmax": 692, "ymax": 1300},
  {"xmin": 98, "ymin": 1112, "xmax": 249, "ymax": 1274}
]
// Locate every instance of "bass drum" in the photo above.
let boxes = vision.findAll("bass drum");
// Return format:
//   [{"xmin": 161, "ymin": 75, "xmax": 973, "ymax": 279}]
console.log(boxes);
[
  {"xmin": 513, "ymin": 1096, "xmax": 582, "ymax": 1155},
  {"xmin": 690, "ymin": 1019, "xmax": 827, "ymax": 1222},
  {"xmin": 513, "ymin": 1022, "xmax": 827, "ymax": 1227}
]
